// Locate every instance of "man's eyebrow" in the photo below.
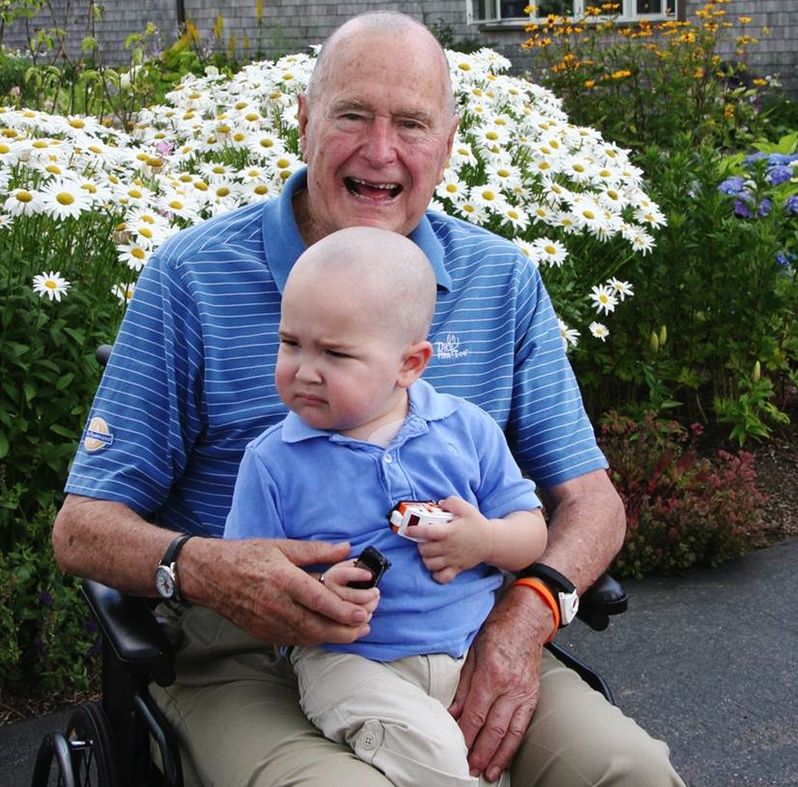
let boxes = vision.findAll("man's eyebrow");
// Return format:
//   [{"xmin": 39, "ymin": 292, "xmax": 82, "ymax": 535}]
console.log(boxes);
[{"xmin": 329, "ymin": 99, "xmax": 433, "ymax": 124}]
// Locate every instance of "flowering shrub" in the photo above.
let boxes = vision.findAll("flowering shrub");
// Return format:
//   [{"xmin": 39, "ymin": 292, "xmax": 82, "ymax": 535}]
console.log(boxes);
[
  {"xmin": 712, "ymin": 137, "xmax": 798, "ymax": 442},
  {"xmin": 598, "ymin": 411, "xmax": 768, "ymax": 578},
  {"xmin": 522, "ymin": 1, "xmax": 777, "ymax": 152},
  {"xmin": 574, "ymin": 138, "xmax": 798, "ymax": 442},
  {"xmin": 0, "ymin": 504, "xmax": 99, "ymax": 696}
]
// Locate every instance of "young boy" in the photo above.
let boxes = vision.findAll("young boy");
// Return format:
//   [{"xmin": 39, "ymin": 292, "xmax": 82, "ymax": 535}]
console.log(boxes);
[{"xmin": 224, "ymin": 226, "xmax": 547, "ymax": 786}]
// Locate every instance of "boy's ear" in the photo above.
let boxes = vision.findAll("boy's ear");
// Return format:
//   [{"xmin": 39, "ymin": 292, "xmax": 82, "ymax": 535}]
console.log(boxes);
[{"xmin": 398, "ymin": 341, "xmax": 433, "ymax": 388}]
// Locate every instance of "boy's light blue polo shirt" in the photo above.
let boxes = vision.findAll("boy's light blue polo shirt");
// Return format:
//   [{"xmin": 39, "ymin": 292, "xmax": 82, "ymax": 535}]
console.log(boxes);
[{"xmin": 225, "ymin": 379, "xmax": 541, "ymax": 661}]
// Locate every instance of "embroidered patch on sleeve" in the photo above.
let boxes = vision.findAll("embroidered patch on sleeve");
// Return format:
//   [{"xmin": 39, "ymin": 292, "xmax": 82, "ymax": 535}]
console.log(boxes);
[{"xmin": 83, "ymin": 417, "xmax": 114, "ymax": 452}]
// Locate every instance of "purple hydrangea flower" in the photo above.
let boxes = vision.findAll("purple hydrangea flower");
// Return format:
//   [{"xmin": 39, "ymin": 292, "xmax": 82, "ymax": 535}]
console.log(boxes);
[
  {"xmin": 718, "ymin": 176, "xmax": 746, "ymax": 196},
  {"xmin": 767, "ymin": 166, "xmax": 793, "ymax": 186},
  {"xmin": 785, "ymin": 194, "xmax": 798, "ymax": 215}
]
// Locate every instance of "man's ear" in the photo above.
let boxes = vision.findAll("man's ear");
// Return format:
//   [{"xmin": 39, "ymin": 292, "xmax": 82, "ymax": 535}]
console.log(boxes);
[
  {"xmin": 297, "ymin": 94, "xmax": 309, "ymax": 159},
  {"xmin": 398, "ymin": 341, "xmax": 433, "ymax": 388}
]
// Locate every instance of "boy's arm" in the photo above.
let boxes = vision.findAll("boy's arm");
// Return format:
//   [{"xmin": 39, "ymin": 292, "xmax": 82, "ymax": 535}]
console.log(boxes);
[{"xmin": 415, "ymin": 498, "xmax": 547, "ymax": 583}]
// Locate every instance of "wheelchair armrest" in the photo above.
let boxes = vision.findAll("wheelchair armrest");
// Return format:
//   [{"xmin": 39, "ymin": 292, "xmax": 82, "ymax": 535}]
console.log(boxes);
[
  {"xmin": 576, "ymin": 573, "xmax": 628, "ymax": 631},
  {"xmin": 82, "ymin": 579, "xmax": 176, "ymax": 687}
]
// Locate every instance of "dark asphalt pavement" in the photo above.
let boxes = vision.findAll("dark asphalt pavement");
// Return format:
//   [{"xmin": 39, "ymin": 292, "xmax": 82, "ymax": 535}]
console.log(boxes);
[{"xmin": 2, "ymin": 536, "xmax": 797, "ymax": 786}]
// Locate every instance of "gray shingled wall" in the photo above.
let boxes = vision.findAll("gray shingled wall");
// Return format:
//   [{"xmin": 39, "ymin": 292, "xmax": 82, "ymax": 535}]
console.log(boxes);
[{"xmin": 1, "ymin": 1, "xmax": 795, "ymax": 99}]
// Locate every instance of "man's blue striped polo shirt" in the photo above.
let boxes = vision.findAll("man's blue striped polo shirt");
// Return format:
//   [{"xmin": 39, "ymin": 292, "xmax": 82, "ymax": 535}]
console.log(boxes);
[{"xmin": 66, "ymin": 168, "xmax": 607, "ymax": 537}]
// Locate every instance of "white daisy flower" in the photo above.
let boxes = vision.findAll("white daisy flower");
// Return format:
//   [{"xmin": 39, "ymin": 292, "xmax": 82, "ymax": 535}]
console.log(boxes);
[
  {"xmin": 499, "ymin": 203, "xmax": 530, "ymax": 232},
  {"xmin": 558, "ymin": 317, "xmax": 580, "ymax": 351},
  {"xmin": 436, "ymin": 171, "xmax": 469, "ymax": 204},
  {"xmin": 4, "ymin": 187, "xmax": 44, "ymax": 217},
  {"xmin": 456, "ymin": 199, "xmax": 489, "ymax": 225},
  {"xmin": 32, "ymin": 270, "xmax": 71, "ymax": 302},
  {"xmin": 513, "ymin": 239, "xmax": 539, "ymax": 267},
  {"xmin": 241, "ymin": 179, "xmax": 278, "ymax": 202},
  {"xmin": 112, "ymin": 281, "xmax": 136, "ymax": 304},
  {"xmin": 448, "ymin": 139, "xmax": 478, "ymax": 168},
  {"xmin": 608, "ymin": 278, "xmax": 635, "ymax": 301},
  {"xmin": 117, "ymin": 242, "xmax": 151, "ymax": 272},
  {"xmin": 621, "ymin": 224, "xmax": 656, "ymax": 255},
  {"xmin": 530, "ymin": 237, "xmax": 569, "ymax": 267},
  {"xmin": 39, "ymin": 177, "xmax": 93, "ymax": 221},
  {"xmin": 589, "ymin": 284, "xmax": 618, "ymax": 315},
  {"xmin": 470, "ymin": 184, "xmax": 511, "ymax": 215},
  {"xmin": 589, "ymin": 322, "xmax": 610, "ymax": 341},
  {"xmin": 634, "ymin": 203, "xmax": 668, "ymax": 228}
]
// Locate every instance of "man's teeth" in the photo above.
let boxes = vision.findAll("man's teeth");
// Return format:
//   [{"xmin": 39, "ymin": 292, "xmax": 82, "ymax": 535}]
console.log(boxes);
[{"xmin": 347, "ymin": 177, "xmax": 400, "ymax": 196}]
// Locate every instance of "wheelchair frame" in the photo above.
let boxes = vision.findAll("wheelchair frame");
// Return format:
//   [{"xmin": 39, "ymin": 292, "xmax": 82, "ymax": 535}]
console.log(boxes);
[{"xmin": 31, "ymin": 574, "xmax": 626, "ymax": 787}]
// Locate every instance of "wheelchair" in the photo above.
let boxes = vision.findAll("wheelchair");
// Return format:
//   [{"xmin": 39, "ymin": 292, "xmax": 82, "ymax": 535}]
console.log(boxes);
[
  {"xmin": 30, "ymin": 573, "xmax": 627, "ymax": 787},
  {"xmin": 30, "ymin": 344, "xmax": 628, "ymax": 786}
]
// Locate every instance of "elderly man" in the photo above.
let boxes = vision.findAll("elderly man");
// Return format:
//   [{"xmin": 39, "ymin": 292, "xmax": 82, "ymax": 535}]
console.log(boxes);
[{"xmin": 53, "ymin": 11, "xmax": 684, "ymax": 786}]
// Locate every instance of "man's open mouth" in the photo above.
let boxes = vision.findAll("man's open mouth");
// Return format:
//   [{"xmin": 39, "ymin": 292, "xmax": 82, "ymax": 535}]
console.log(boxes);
[{"xmin": 345, "ymin": 177, "xmax": 402, "ymax": 201}]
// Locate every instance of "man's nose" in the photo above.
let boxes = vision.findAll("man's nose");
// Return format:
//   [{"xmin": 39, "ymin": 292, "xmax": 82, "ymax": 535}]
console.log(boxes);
[{"xmin": 361, "ymin": 118, "xmax": 397, "ymax": 166}]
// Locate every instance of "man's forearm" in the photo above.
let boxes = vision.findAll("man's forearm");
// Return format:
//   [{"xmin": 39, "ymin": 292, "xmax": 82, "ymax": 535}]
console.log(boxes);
[
  {"xmin": 536, "ymin": 468, "xmax": 626, "ymax": 593},
  {"xmin": 52, "ymin": 494, "xmax": 179, "ymax": 597}
]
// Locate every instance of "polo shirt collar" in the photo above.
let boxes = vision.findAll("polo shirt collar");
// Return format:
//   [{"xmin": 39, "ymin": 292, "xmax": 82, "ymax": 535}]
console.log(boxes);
[
  {"xmin": 280, "ymin": 379, "xmax": 459, "ymax": 445},
  {"xmin": 263, "ymin": 168, "xmax": 452, "ymax": 294}
]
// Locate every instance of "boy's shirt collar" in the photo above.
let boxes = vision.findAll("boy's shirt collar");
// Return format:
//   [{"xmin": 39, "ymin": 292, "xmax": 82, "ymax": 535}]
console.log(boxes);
[{"xmin": 281, "ymin": 379, "xmax": 459, "ymax": 446}]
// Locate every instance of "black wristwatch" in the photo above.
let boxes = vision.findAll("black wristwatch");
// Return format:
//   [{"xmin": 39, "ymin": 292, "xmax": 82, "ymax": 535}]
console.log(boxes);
[
  {"xmin": 518, "ymin": 563, "xmax": 580, "ymax": 627},
  {"xmin": 155, "ymin": 533, "xmax": 195, "ymax": 603}
]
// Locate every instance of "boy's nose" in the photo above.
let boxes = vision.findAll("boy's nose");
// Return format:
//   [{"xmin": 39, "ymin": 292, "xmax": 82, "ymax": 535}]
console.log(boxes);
[{"xmin": 295, "ymin": 359, "xmax": 321, "ymax": 383}]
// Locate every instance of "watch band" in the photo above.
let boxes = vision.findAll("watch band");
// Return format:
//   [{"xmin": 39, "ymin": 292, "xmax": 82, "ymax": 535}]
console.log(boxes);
[
  {"xmin": 517, "ymin": 562, "xmax": 579, "ymax": 627},
  {"xmin": 518, "ymin": 562, "xmax": 576, "ymax": 593},
  {"xmin": 160, "ymin": 533, "xmax": 195, "ymax": 568},
  {"xmin": 156, "ymin": 533, "xmax": 195, "ymax": 602}
]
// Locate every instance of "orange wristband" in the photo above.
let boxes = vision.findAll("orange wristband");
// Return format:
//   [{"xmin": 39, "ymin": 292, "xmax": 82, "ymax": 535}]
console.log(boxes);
[{"xmin": 512, "ymin": 577, "xmax": 560, "ymax": 643}]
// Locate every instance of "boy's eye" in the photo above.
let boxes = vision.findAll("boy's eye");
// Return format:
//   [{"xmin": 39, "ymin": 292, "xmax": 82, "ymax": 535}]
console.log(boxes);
[{"xmin": 326, "ymin": 349, "xmax": 351, "ymax": 359}]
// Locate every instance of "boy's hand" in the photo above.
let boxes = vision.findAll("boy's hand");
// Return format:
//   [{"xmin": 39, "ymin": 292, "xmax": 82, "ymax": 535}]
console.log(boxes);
[
  {"xmin": 318, "ymin": 560, "xmax": 381, "ymax": 614},
  {"xmin": 415, "ymin": 497, "xmax": 490, "ymax": 583}
]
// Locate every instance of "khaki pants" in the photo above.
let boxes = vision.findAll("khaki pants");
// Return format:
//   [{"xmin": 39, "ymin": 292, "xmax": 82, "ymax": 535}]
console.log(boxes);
[
  {"xmin": 290, "ymin": 647, "xmax": 508, "ymax": 787},
  {"xmin": 150, "ymin": 605, "xmax": 686, "ymax": 787}
]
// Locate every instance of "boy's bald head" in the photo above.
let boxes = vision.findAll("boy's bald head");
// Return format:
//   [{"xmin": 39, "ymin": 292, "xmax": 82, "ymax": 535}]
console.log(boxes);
[{"xmin": 286, "ymin": 227, "xmax": 437, "ymax": 345}]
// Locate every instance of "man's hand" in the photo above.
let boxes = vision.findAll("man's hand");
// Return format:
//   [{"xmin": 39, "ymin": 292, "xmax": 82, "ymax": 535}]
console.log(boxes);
[
  {"xmin": 181, "ymin": 537, "xmax": 379, "ymax": 647},
  {"xmin": 450, "ymin": 585, "xmax": 550, "ymax": 782},
  {"xmin": 449, "ymin": 468, "xmax": 626, "ymax": 781},
  {"xmin": 52, "ymin": 496, "xmax": 379, "ymax": 649}
]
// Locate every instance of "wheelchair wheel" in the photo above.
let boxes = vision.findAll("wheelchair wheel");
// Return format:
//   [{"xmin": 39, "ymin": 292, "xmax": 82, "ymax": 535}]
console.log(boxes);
[
  {"xmin": 65, "ymin": 703, "xmax": 121, "ymax": 787},
  {"xmin": 30, "ymin": 731, "xmax": 76, "ymax": 787},
  {"xmin": 30, "ymin": 703, "xmax": 121, "ymax": 787}
]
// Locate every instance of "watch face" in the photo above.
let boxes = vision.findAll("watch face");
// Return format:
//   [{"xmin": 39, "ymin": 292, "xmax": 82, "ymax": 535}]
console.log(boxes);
[{"xmin": 155, "ymin": 565, "xmax": 176, "ymax": 599}]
